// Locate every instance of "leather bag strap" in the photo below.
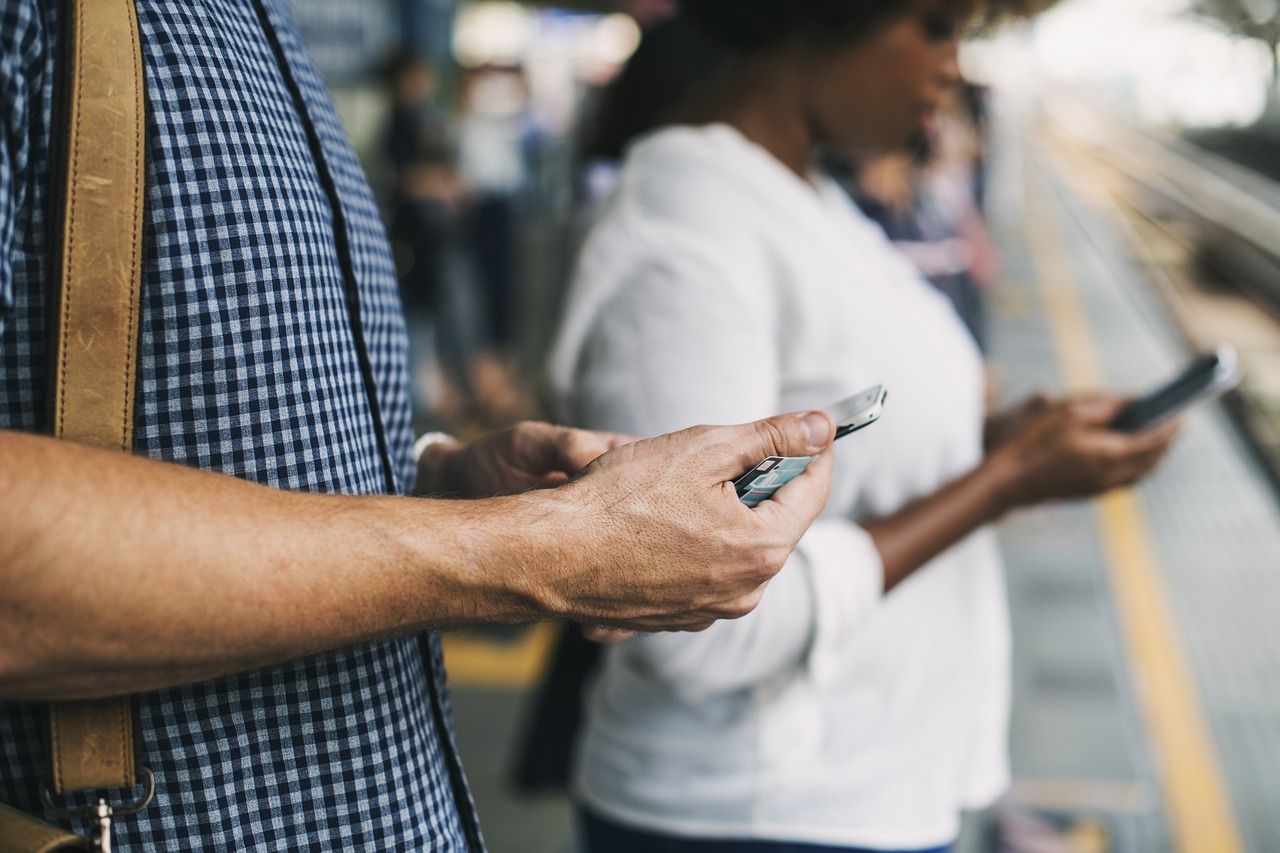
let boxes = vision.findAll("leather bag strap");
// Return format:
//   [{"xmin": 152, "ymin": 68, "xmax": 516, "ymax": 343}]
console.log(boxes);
[
  {"xmin": 45, "ymin": 0, "xmax": 147, "ymax": 796},
  {"xmin": 0, "ymin": 805, "xmax": 89, "ymax": 853}
]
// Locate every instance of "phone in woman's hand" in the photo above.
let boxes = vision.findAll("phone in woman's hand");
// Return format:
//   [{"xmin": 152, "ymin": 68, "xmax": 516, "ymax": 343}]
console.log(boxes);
[{"xmin": 1110, "ymin": 345, "xmax": 1241, "ymax": 433}]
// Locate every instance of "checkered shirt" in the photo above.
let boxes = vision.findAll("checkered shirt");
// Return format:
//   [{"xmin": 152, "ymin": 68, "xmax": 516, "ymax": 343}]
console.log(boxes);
[{"xmin": 0, "ymin": 0, "xmax": 483, "ymax": 848}]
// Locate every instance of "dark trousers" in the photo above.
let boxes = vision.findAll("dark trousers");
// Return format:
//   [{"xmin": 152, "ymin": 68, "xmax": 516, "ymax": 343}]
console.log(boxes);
[{"xmin": 580, "ymin": 809, "xmax": 953, "ymax": 853}]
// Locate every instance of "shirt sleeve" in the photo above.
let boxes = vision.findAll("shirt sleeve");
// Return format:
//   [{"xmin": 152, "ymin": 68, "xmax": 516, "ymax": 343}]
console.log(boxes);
[
  {"xmin": 620, "ymin": 519, "xmax": 884, "ymax": 700},
  {"xmin": 558, "ymin": 222, "xmax": 887, "ymax": 701}
]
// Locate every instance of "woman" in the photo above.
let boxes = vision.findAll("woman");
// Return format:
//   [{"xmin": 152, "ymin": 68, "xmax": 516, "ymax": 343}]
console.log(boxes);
[{"xmin": 547, "ymin": 2, "xmax": 1177, "ymax": 852}]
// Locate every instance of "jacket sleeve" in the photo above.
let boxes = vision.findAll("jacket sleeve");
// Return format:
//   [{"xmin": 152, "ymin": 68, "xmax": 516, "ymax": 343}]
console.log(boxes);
[{"xmin": 555, "ymin": 222, "xmax": 886, "ymax": 701}]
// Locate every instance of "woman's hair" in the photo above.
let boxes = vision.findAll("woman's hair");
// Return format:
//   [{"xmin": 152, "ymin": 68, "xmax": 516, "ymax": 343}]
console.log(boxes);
[
  {"xmin": 581, "ymin": 17, "xmax": 722, "ymax": 161},
  {"xmin": 677, "ymin": 0, "xmax": 904, "ymax": 52},
  {"xmin": 675, "ymin": 0, "xmax": 1023, "ymax": 54}
]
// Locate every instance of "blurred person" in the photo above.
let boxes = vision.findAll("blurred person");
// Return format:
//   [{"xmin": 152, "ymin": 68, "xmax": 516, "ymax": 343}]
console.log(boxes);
[
  {"xmin": 547, "ymin": 2, "xmax": 1180, "ymax": 852},
  {"xmin": 458, "ymin": 65, "xmax": 528, "ymax": 351},
  {"xmin": 457, "ymin": 65, "xmax": 531, "ymax": 423},
  {"xmin": 957, "ymin": 81, "xmax": 993, "ymax": 215},
  {"xmin": 925, "ymin": 84, "xmax": 1000, "ymax": 293},
  {"xmin": 842, "ymin": 84, "xmax": 998, "ymax": 355},
  {"xmin": 384, "ymin": 52, "xmax": 486, "ymax": 428},
  {"xmin": 0, "ymin": 2, "xmax": 840, "ymax": 848},
  {"xmin": 845, "ymin": 130, "xmax": 992, "ymax": 354}
]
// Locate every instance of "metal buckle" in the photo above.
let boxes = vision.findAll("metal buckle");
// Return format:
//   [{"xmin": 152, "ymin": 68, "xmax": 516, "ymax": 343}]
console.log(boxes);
[{"xmin": 40, "ymin": 767, "xmax": 155, "ymax": 853}]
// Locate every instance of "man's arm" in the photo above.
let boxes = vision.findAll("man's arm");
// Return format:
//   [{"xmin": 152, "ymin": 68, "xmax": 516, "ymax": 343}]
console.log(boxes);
[{"xmin": 0, "ymin": 411, "xmax": 833, "ymax": 701}]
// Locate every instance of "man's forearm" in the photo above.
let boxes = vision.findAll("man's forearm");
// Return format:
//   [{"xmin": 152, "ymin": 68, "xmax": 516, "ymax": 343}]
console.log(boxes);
[
  {"xmin": 0, "ymin": 430, "xmax": 551, "ymax": 701},
  {"xmin": 1, "ymin": 411, "xmax": 839, "ymax": 700}
]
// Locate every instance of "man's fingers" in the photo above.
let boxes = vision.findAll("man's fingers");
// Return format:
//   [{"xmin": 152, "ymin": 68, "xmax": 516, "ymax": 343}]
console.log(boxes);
[
  {"xmin": 507, "ymin": 422, "xmax": 617, "ymax": 477},
  {"xmin": 552, "ymin": 427, "xmax": 638, "ymax": 474},
  {"xmin": 599, "ymin": 431, "xmax": 638, "ymax": 451},
  {"xmin": 557, "ymin": 414, "xmax": 836, "ymax": 636},
  {"xmin": 531, "ymin": 472, "xmax": 571, "ymax": 490},
  {"xmin": 711, "ymin": 411, "xmax": 834, "ymax": 479},
  {"xmin": 580, "ymin": 581, "xmax": 773, "ymax": 635},
  {"xmin": 750, "ymin": 448, "xmax": 835, "ymax": 520}
]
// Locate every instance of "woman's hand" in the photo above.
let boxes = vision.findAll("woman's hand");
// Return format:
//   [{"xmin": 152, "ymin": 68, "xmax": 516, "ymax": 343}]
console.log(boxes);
[{"xmin": 986, "ymin": 394, "xmax": 1180, "ymax": 511}]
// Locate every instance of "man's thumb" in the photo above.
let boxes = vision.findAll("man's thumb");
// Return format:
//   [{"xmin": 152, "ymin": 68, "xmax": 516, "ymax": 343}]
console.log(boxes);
[{"xmin": 750, "ymin": 411, "xmax": 834, "ymax": 460}]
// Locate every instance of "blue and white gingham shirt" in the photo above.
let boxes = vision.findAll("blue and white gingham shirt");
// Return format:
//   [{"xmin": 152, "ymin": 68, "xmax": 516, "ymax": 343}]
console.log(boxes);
[{"xmin": 0, "ymin": 1, "xmax": 483, "ymax": 848}]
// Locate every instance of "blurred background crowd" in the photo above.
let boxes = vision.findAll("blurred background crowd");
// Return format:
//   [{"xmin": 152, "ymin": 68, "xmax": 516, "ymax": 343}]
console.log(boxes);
[
  {"xmin": 301, "ymin": 1, "xmax": 998, "ymax": 438},
  {"xmin": 282, "ymin": 2, "xmax": 1280, "ymax": 850},
  {"xmin": 291, "ymin": 0, "xmax": 1280, "ymax": 439}
]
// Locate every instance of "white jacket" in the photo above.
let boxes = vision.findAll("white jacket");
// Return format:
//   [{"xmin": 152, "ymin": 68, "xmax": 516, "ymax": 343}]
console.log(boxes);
[{"xmin": 548, "ymin": 124, "xmax": 1010, "ymax": 849}]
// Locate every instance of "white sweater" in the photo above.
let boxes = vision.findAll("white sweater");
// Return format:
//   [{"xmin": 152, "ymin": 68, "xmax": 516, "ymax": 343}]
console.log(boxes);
[{"xmin": 547, "ymin": 124, "xmax": 1010, "ymax": 850}]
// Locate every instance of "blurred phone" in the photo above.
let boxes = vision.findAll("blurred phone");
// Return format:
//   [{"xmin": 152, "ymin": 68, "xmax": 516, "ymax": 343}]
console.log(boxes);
[
  {"xmin": 1110, "ymin": 344, "xmax": 1241, "ymax": 433},
  {"xmin": 734, "ymin": 385, "xmax": 887, "ymax": 508}
]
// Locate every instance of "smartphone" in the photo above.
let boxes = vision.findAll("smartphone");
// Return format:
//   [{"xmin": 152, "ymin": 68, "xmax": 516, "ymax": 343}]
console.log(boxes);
[
  {"xmin": 734, "ymin": 385, "xmax": 887, "ymax": 508},
  {"xmin": 1109, "ymin": 344, "xmax": 1242, "ymax": 433}
]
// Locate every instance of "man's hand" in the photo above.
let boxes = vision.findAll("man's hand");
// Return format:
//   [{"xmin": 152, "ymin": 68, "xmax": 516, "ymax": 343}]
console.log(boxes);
[
  {"xmin": 0, "ymin": 413, "xmax": 832, "ymax": 698},
  {"xmin": 416, "ymin": 421, "xmax": 632, "ymax": 498},
  {"xmin": 495, "ymin": 411, "xmax": 836, "ymax": 633}
]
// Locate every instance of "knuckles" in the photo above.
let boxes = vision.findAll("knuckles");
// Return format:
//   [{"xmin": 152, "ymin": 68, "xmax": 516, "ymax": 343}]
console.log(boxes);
[
  {"xmin": 714, "ymin": 589, "xmax": 763, "ymax": 621},
  {"xmin": 737, "ymin": 586, "xmax": 767, "ymax": 617},
  {"xmin": 753, "ymin": 418, "xmax": 793, "ymax": 458}
]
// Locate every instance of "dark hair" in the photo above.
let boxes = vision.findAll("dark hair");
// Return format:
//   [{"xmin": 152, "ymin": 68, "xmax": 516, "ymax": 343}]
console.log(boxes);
[
  {"xmin": 676, "ymin": 0, "xmax": 988, "ymax": 53},
  {"xmin": 582, "ymin": 17, "xmax": 722, "ymax": 161},
  {"xmin": 678, "ymin": 0, "xmax": 907, "ymax": 52}
]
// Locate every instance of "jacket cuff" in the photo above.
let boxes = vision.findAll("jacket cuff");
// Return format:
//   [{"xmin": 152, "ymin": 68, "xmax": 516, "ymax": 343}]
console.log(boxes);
[{"xmin": 802, "ymin": 520, "xmax": 885, "ymax": 684}]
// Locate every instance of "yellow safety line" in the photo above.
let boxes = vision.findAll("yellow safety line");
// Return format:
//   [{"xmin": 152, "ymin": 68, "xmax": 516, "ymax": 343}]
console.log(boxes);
[
  {"xmin": 1022, "ymin": 153, "xmax": 1243, "ymax": 853},
  {"xmin": 441, "ymin": 621, "xmax": 560, "ymax": 688}
]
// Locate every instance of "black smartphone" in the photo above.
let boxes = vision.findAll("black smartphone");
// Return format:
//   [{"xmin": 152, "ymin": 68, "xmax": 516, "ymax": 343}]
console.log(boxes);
[
  {"xmin": 1110, "ymin": 345, "xmax": 1241, "ymax": 433},
  {"xmin": 734, "ymin": 385, "xmax": 887, "ymax": 508}
]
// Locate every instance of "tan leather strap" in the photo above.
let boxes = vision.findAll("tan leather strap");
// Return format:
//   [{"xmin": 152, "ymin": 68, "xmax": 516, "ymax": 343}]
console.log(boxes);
[
  {"xmin": 46, "ymin": 701, "xmax": 138, "ymax": 795},
  {"xmin": 45, "ymin": 0, "xmax": 147, "ymax": 796},
  {"xmin": 0, "ymin": 805, "xmax": 90, "ymax": 853}
]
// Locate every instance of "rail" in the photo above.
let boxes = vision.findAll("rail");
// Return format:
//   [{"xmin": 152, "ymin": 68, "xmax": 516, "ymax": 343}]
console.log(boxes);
[{"xmin": 1036, "ymin": 89, "xmax": 1280, "ymax": 495}]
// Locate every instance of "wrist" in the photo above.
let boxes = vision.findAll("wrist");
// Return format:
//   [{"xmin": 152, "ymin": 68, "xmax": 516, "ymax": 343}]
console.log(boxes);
[
  {"xmin": 455, "ymin": 488, "xmax": 587, "ymax": 622},
  {"xmin": 413, "ymin": 432, "xmax": 465, "ymax": 496},
  {"xmin": 395, "ymin": 492, "xmax": 554, "ymax": 624},
  {"xmin": 975, "ymin": 445, "xmax": 1024, "ymax": 519},
  {"xmin": 982, "ymin": 411, "xmax": 1007, "ymax": 455},
  {"xmin": 507, "ymin": 487, "xmax": 585, "ymax": 620},
  {"xmin": 492, "ymin": 485, "xmax": 602, "ymax": 622}
]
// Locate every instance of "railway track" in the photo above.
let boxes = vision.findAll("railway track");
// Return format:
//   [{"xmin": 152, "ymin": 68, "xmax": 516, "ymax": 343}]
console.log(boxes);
[{"xmin": 1034, "ymin": 90, "xmax": 1280, "ymax": 495}]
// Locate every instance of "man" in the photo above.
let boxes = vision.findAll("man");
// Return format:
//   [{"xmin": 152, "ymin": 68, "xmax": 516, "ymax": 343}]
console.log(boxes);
[{"xmin": 0, "ymin": 1, "xmax": 833, "ymax": 848}]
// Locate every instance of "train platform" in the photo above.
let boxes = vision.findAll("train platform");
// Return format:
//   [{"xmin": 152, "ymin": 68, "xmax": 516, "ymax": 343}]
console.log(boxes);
[{"xmin": 442, "ymin": 93, "xmax": 1280, "ymax": 853}]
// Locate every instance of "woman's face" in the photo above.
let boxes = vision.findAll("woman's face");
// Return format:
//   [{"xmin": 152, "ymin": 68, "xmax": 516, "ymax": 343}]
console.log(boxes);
[{"xmin": 800, "ymin": 2, "xmax": 963, "ymax": 154}]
